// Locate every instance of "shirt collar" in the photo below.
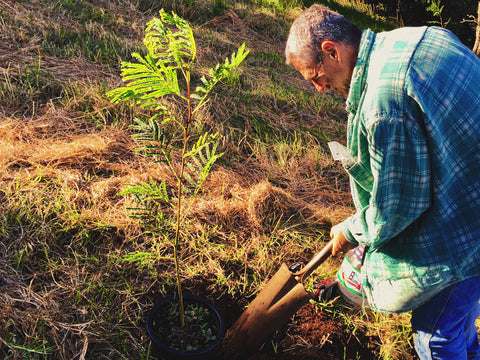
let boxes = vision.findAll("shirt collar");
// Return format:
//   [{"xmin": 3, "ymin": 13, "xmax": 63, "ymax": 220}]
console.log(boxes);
[{"xmin": 346, "ymin": 29, "xmax": 376, "ymax": 114}]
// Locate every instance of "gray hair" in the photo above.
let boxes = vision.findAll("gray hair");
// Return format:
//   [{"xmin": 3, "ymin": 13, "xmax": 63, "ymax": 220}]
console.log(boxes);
[{"xmin": 285, "ymin": 4, "xmax": 361, "ymax": 65}]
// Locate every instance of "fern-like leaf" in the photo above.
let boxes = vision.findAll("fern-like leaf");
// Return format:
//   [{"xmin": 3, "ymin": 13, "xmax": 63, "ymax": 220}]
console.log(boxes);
[
  {"xmin": 120, "ymin": 179, "xmax": 170, "ymax": 204},
  {"xmin": 107, "ymin": 52, "xmax": 182, "ymax": 109},
  {"xmin": 130, "ymin": 117, "xmax": 176, "ymax": 163},
  {"xmin": 144, "ymin": 10, "xmax": 196, "ymax": 67},
  {"xmin": 193, "ymin": 42, "xmax": 249, "ymax": 106},
  {"xmin": 120, "ymin": 180, "xmax": 171, "ymax": 233},
  {"xmin": 107, "ymin": 10, "xmax": 197, "ymax": 109},
  {"xmin": 183, "ymin": 133, "xmax": 224, "ymax": 197}
]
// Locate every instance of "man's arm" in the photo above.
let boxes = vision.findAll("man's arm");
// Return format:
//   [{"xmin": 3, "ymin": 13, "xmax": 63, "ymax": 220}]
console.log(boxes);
[{"xmin": 341, "ymin": 112, "xmax": 431, "ymax": 250}]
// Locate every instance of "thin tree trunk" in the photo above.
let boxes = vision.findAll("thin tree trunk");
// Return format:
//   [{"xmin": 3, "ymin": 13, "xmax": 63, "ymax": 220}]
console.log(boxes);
[{"xmin": 473, "ymin": 1, "xmax": 480, "ymax": 55}]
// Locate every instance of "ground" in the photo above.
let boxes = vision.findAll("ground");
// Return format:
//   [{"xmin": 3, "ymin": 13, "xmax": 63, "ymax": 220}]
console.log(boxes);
[
  {"xmin": 148, "ymin": 279, "xmax": 380, "ymax": 360},
  {"xmin": 226, "ymin": 300, "xmax": 378, "ymax": 360},
  {"xmin": 0, "ymin": 2, "xmax": 416, "ymax": 359}
]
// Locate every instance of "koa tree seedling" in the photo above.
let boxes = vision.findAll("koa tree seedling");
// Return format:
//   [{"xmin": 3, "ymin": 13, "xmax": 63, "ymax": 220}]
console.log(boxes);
[{"xmin": 108, "ymin": 9, "xmax": 248, "ymax": 327}]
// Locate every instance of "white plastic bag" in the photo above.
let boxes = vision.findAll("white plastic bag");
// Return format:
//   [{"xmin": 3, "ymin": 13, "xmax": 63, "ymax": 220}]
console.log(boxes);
[{"xmin": 336, "ymin": 245, "xmax": 369, "ymax": 306}]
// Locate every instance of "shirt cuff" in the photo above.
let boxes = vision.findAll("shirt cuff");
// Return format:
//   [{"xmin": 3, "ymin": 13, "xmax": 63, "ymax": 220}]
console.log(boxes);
[{"xmin": 340, "ymin": 216, "xmax": 360, "ymax": 246}]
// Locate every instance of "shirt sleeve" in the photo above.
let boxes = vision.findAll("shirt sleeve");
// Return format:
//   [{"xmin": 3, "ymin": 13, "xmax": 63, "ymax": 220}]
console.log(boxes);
[{"xmin": 341, "ymin": 110, "xmax": 431, "ymax": 250}]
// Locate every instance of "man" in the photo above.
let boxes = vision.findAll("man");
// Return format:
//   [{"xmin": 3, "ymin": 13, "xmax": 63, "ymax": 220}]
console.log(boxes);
[{"xmin": 285, "ymin": 4, "xmax": 480, "ymax": 359}]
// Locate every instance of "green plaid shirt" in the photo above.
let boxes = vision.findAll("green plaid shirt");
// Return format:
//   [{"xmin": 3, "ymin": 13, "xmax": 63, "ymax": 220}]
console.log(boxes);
[{"xmin": 340, "ymin": 27, "xmax": 480, "ymax": 312}]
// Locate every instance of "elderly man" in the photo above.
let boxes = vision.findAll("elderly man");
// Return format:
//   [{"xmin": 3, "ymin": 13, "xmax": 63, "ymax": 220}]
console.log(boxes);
[{"xmin": 286, "ymin": 4, "xmax": 480, "ymax": 360}]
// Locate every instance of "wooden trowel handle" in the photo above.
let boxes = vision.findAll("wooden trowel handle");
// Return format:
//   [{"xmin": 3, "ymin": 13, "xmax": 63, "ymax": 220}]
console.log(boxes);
[{"xmin": 295, "ymin": 239, "xmax": 334, "ymax": 281}]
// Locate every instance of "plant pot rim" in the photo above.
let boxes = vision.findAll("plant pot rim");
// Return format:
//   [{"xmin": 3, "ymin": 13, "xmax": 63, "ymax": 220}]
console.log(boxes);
[{"xmin": 146, "ymin": 294, "xmax": 225, "ymax": 356}]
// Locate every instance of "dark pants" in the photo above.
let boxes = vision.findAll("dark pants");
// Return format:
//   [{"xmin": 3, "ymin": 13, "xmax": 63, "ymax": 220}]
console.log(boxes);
[{"xmin": 411, "ymin": 277, "xmax": 480, "ymax": 360}]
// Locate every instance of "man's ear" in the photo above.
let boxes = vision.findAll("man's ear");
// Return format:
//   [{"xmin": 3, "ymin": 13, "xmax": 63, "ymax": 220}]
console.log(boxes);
[{"xmin": 320, "ymin": 40, "xmax": 339, "ymax": 61}]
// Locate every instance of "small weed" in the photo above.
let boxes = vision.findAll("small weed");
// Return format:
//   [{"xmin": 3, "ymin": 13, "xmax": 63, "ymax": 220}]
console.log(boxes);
[
  {"xmin": 2, "ymin": 337, "xmax": 56, "ymax": 359},
  {"xmin": 42, "ymin": 28, "xmax": 128, "ymax": 66},
  {"xmin": 51, "ymin": 0, "xmax": 117, "ymax": 27},
  {"xmin": 0, "ymin": 56, "xmax": 61, "ymax": 112},
  {"xmin": 251, "ymin": 50, "xmax": 285, "ymax": 68}
]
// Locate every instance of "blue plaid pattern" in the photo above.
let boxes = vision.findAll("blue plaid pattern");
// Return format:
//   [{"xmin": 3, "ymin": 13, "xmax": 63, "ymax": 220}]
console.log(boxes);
[{"xmin": 340, "ymin": 27, "xmax": 480, "ymax": 312}]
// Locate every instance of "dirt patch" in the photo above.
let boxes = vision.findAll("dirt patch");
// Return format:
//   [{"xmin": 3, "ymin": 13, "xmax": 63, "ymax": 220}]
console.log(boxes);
[
  {"xmin": 150, "ymin": 279, "xmax": 379, "ymax": 360},
  {"xmin": 267, "ymin": 303, "xmax": 377, "ymax": 360},
  {"xmin": 228, "ymin": 302, "xmax": 378, "ymax": 360}
]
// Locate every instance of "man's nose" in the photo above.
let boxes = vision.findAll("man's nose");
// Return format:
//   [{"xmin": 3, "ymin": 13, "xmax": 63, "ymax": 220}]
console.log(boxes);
[{"xmin": 311, "ymin": 80, "xmax": 326, "ymax": 93}]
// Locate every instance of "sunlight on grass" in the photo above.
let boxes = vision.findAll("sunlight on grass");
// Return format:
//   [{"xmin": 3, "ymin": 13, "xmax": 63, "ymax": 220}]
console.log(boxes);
[{"xmin": 0, "ymin": 0, "xmax": 419, "ymax": 359}]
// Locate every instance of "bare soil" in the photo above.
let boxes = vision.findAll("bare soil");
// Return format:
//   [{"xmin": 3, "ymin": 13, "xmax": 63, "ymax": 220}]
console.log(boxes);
[
  {"xmin": 149, "ymin": 280, "xmax": 379, "ymax": 360},
  {"xmin": 224, "ymin": 298, "xmax": 377, "ymax": 360}
]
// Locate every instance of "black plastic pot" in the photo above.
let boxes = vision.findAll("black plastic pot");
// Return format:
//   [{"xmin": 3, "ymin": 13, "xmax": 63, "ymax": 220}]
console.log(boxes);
[{"xmin": 146, "ymin": 294, "xmax": 225, "ymax": 360}]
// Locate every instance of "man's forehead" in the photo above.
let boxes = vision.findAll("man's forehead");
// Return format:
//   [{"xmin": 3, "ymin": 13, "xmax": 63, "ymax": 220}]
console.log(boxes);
[{"xmin": 291, "ymin": 56, "xmax": 317, "ymax": 80}]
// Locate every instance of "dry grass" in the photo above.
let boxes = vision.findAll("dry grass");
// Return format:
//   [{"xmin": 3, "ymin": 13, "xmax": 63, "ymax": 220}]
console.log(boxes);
[
  {"xmin": 0, "ymin": 109, "xmax": 352, "ymax": 358},
  {"xmin": 0, "ymin": 1, "xmax": 419, "ymax": 359}
]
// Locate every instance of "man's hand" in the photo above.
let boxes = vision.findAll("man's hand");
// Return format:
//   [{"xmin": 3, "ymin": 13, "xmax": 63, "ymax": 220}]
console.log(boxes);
[{"xmin": 330, "ymin": 224, "xmax": 355, "ymax": 257}]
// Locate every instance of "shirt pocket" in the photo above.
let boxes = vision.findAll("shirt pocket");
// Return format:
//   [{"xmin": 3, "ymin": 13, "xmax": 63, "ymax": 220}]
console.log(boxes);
[{"xmin": 346, "ymin": 161, "xmax": 374, "ymax": 193}]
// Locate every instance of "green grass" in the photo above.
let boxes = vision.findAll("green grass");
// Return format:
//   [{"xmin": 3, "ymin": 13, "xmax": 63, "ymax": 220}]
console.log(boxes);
[
  {"xmin": 42, "ymin": 28, "xmax": 125, "ymax": 65},
  {"xmin": 0, "ymin": 58, "xmax": 62, "ymax": 112},
  {"xmin": 303, "ymin": 0, "xmax": 396, "ymax": 32},
  {"xmin": 0, "ymin": 1, "xmax": 418, "ymax": 359},
  {"xmin": 49, "ymin": 0, "xmax": 117, "ymax": 27}
]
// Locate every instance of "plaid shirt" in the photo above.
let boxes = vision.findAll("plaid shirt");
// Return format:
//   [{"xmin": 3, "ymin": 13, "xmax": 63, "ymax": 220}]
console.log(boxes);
[{"xmin": 340, "ymin": 27, "xmax": 480, "ymax": 312}]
